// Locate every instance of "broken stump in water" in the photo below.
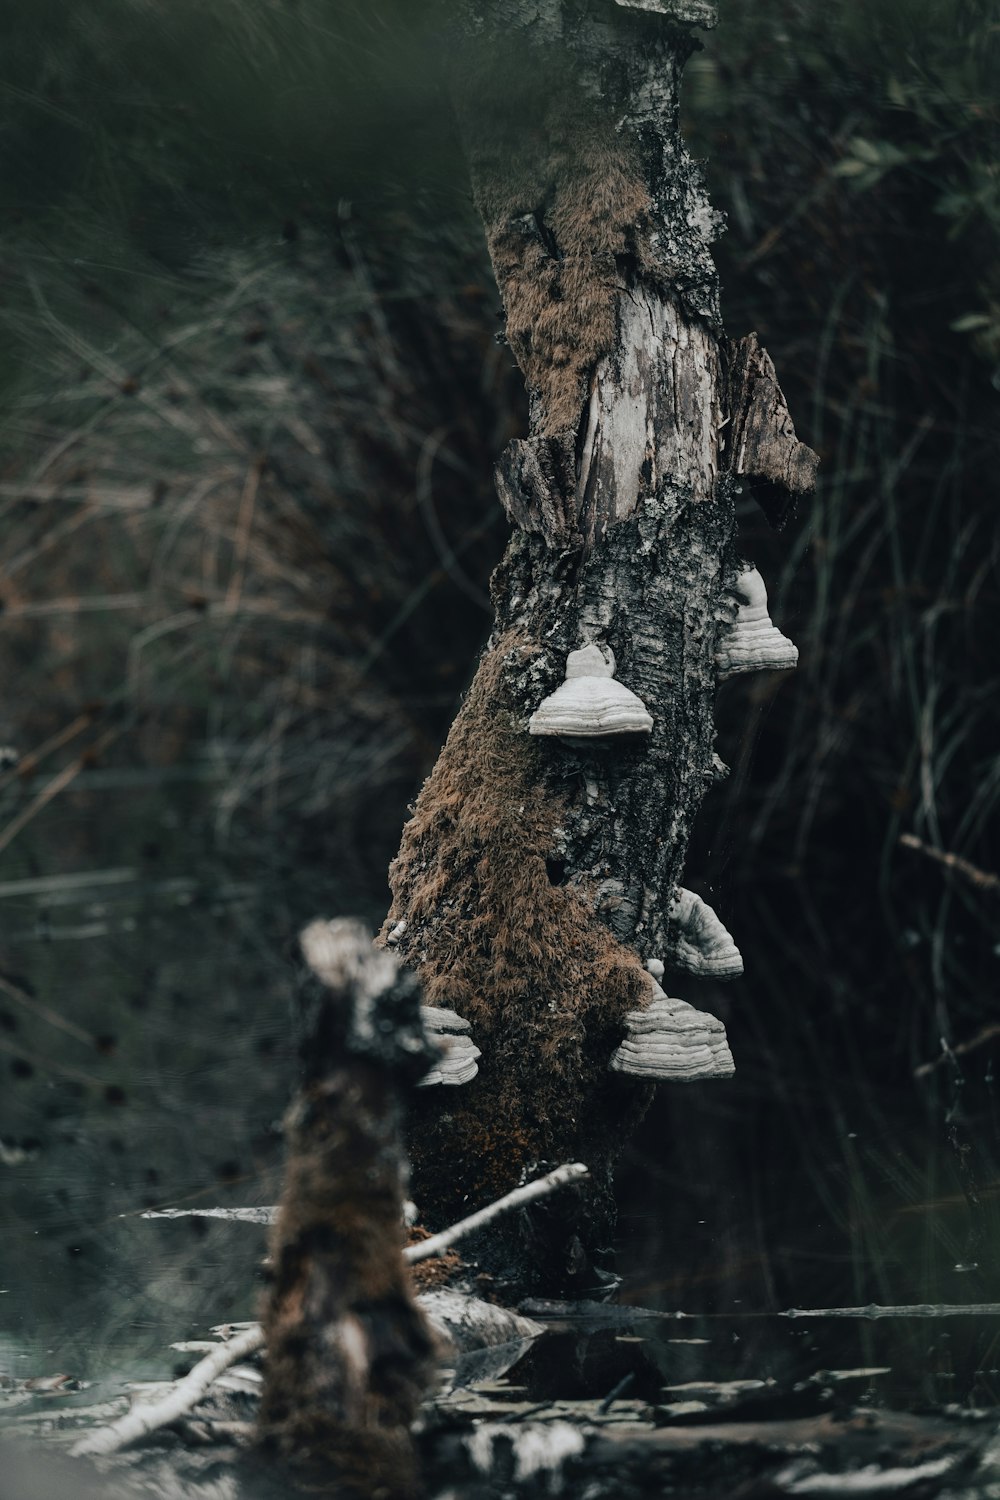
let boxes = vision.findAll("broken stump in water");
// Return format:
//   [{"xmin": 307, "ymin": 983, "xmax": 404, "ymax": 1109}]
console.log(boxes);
[{"xmin": 255, "ymin": 917, "xmax": 439, "ymax": 1499}]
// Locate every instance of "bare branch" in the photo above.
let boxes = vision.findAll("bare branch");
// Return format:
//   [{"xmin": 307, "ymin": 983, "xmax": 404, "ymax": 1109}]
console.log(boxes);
[
  {"xmin": 69, "ymin": 1325, "xmax": 264, "ymax": 1458},
  {"xmin": 405, "ymin": 1163, "xmax": 590, "ymax": 1264},
  {"xmin": 899, "ymin": 832, "xmax": 1000, "ymax": 895}
]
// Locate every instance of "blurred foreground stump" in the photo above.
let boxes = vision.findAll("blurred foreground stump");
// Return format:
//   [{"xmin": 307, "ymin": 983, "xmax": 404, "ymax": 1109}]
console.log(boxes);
[{"xmin": 255, "ymin": 918, "xmax": 438, "ymax": 1499}]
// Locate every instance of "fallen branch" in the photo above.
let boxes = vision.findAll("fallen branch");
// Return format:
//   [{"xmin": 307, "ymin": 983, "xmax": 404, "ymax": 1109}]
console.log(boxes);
[
  {"xmin": 0, "ymin": 726, "xmax": 119, "ymax": 858},
  {"xmin": 405, "ymin": 1162, "xmax": 589, "ymax": 1264},
  {"xmin": 69, "ymin": 1324, "xmax": 264, "ymax": 1458},
  {"xmin": 135, "ymin": 1162, "xmax": 589, "ymax": 1246},
  {"xmin": 782, "ymin": 1302, "xmax": 1000, "ymax": 1319},
  {"xmin": 75, "ymin": 1165, "xmax": 582, "ymax": 1458},
  {"xmin": 141, "ymin": 1206, "xmax": 276, "ymax": 1224}
]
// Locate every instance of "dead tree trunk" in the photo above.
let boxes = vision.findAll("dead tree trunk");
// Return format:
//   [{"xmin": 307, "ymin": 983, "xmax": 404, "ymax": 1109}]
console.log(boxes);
[{"xmin": 380, "ymin": 0, "xmax": 816, "ymax": 1296}]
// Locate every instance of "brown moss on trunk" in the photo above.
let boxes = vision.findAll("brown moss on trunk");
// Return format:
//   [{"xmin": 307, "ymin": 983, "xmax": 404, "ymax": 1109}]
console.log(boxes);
[
  {"xmin": 454, "ymin": 61, "xmax": 653, "ymax": 439},
  {"xmin": 380, "ymin": 633, "xmax": 653, "ymax": 1280}
]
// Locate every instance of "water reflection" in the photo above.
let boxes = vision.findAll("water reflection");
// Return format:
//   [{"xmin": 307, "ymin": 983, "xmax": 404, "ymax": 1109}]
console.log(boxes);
[{"xmin": 508, "ymin": 1308, "xmax": 1000, "ymax": 1415}]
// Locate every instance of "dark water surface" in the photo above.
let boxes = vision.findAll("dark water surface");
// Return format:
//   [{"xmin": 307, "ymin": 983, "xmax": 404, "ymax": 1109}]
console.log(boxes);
[
  {"xmin": 3, "ymin": 1051, "xmax": 999, "ymax": 1414},
  {"xmin": 1, "ymin": 794, "xmax": 998, "ymax": 1422},
  {"xmin": 510, "ymin": 1307, "xmax": 1000, "ymax": 1415}
]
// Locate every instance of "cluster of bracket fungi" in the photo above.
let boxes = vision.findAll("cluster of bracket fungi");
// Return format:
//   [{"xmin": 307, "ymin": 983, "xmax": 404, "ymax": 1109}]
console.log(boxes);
[{"xmin": 412, "ymin": 563, "xmax": 795, "ymax": 1090}]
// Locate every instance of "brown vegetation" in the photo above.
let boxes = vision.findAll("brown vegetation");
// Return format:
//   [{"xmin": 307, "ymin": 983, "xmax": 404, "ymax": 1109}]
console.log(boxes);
[
  {"xmin": 381, "ymin": 633, "xmax": 652, "ymax": 1257},
  {"xmin": 457, "ymin": 66, "xmax": 652, "ymax": 439}
]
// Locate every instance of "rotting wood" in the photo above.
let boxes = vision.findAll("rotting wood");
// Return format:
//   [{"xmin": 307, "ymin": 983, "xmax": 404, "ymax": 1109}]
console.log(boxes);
[
  {"xmin": 722, "ymin": 332, "xmax": 819, "ymax": 529},
  {"xmin": 254, "ymin": 917, "xmax": 438, "ymax": 1500},
  {"xmin": 380, "ymin": 0, "xmax": 817, "ymax": 1296}
]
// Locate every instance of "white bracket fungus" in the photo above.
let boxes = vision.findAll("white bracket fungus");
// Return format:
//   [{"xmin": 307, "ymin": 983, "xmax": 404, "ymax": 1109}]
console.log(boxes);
[
  {"xmin": 668, "ymin": 888, "xmax": 744, "ymax": 979},
  {"xmin": 418, "ymin": 1005, "xmax": 481, "ymax": 1087},
  {"xmin": 609, "ymin": 980, "xmax": 734, "ymax": 1081},
  {"xmin": 708, "ymin": 751, "xmax": 730, "ymax": 782},
  {"xmin": 528, "ymin": 644, "xmax": 653, "ymax": 741},
  {"xmin": 614, "ymin": 0, "xmax": 718, "ymax": 25},
  {"xmin": 715, "ymin": 565, "xmax": 798, "ymax": 680}
]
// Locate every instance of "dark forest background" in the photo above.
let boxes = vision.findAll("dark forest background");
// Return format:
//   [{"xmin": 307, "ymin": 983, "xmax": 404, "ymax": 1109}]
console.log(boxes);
[{"xmin": 0, "ymin": 0, "xmax": 998, "ymax": 1376}]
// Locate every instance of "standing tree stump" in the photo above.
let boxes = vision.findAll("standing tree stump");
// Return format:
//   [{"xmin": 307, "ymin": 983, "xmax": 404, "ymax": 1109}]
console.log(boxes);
[
  {"xmin": 257, "ymin": 920, "xmax": 438, "ymax": 1499},
  {"xmin": 381, "ymin": 0, "xmax": 816, "ymax": 1296}
]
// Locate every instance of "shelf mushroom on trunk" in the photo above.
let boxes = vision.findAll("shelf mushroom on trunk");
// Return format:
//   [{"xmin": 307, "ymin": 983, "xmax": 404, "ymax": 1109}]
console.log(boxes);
[
  {"xmin": 529, "ymin": 644, "xmax": 654, "ymax": 743},
  {"xmin": 716, "ymin": 565, "xmax": 798, "ymax": 680},
  {"xmin": 610, "ymin": 977, "xmax": 735, "ymax": 1082},
  {"xmin": 667, "ymin": 888, "xmax": 744, "ymax": 980},
  {"xmin": 418, "ymin": 1005, "xmax": 482, "ymax": 1087}
]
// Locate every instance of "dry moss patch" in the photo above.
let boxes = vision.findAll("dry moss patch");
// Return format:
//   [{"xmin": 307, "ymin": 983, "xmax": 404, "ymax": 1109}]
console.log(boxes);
[{"xmin": 382, "ymin": 633, "xmax": 651, "ymax": 1221}]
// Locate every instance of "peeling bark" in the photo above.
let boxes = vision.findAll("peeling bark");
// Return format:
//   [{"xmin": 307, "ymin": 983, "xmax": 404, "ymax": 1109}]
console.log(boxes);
[
  {"xmin": 722, "ymin": 332, "xmax": 820, "ymax": 529},
  {"xmin": 380, "ymin": 0, "xmax": 817, "ymax": 1294}
]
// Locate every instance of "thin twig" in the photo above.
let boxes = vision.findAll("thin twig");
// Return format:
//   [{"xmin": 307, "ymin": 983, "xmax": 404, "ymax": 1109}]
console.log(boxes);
[
  {"xmin": 0, "ymin": 481, "xmax": 152, "ymax": 510},
  {"xmin": 899, "ymin": 832, "xmax": 1000, "ymax": 895},
  {"xmin": 2, "ymin": 593, "xmax": 149, "ymax": 618},
  {"xmin": 69, "ymin": 1325, "xmax": 265, "ymax": 1458},
  {"xmin": 404, "ymin": 1163, "xmax": 590, "ymax": 1264},
  {"xmin": 0, "ymin": 867, "xmax": 135, "ymax": 900},
  {"xmin": 136, "ymin": 1165, "xmax": 590, "ymax": 1247},
  {"xmin": 225, "ymin": 458, "xmax": 263, "ymax": 612},
  {"xmin": 0, "ymin": 761, "xmax": 83, "ymax": 857},
  {"xmin": 0, "ymin": 1035, "xmax": 107, "ymax": 1088},
  {"xmin": 0, "ymin": 728, "xmax": 119, "ymax": 858},
  {"xmin": 781, "ymin": 1302, "xmax": 1000, "ymax": 1319},
  {"xmin": 141, "ymin": 1206, "xmax": 276, "ymax": 1225},
  {"xmin": 0, "ymin": 973, "xmax": 96, "ymax": 1047},
  {"xmin": 914, "ymin": 1024, "xmax": 1000, "ymax": 1080},
  {"xmin": 0, "ymin": 710, "xmax": 98, "ymax": 790},
  {"xmin": 415, "ymin": 425, "xmax": 491, "ymax": 611}
]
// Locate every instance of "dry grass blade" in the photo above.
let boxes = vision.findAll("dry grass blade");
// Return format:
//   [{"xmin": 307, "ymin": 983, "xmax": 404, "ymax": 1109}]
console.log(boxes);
[
  {"xmin": 0, "ymin": 973, "xmax": 96, "ymax": 1046},
  {"xmin": 0, "ymin": 727, "xmax": 120, "ymax": 858}
]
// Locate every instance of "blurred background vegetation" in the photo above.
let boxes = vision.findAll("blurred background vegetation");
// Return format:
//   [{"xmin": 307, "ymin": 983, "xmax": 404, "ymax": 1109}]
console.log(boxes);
[{"xmin": 0, "ymin": 0, "xmax": 997, "ymax": 1377}]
